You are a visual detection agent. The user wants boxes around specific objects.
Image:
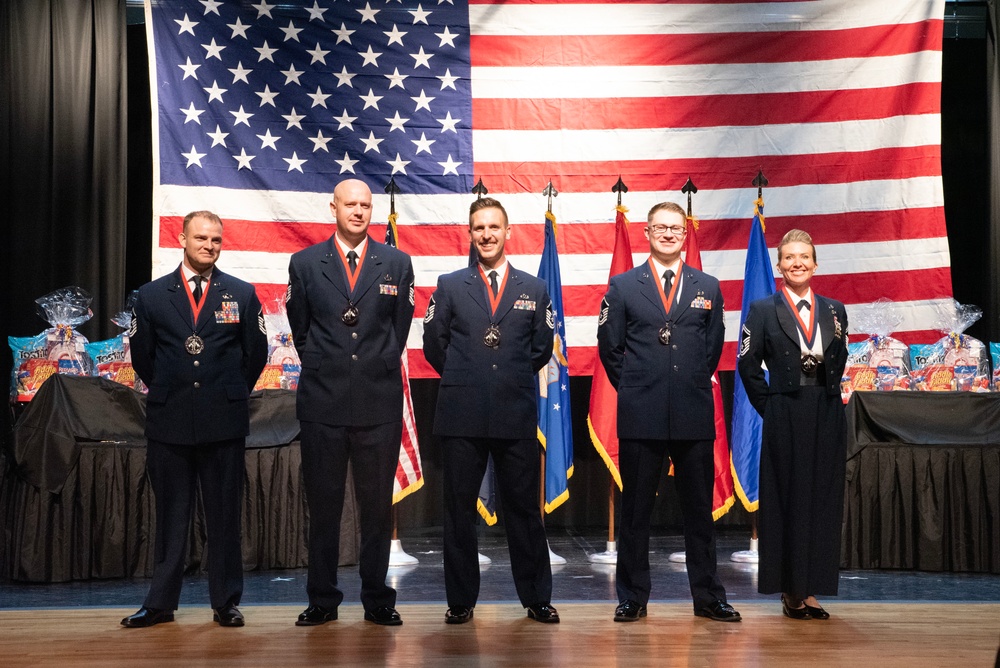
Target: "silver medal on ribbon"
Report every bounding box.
[185,334,204,355]
[483,324,501,349]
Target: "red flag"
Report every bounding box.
[587,206,633,489]
[684,216,735,520]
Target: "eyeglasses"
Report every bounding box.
[647,224,686,237]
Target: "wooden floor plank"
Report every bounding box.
[1,603,997,667]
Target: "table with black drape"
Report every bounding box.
[0,374,359,582]
[842,391,1000,573]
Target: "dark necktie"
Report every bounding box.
[663,269,674,293]
[797,299,810,313]
[488,270,499,297]
[192,275,203,303]
[347,250,358,275]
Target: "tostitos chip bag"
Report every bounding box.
[84,291,147,393]
[840,299,911,403]
[9,287,94,402]
[909,300,990,392]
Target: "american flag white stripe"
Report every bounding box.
[148,0,951,378]
[466,1,937,35]
[154,176,944,231]
[472,55,942,99]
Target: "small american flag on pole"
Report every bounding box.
[384,198,423,503]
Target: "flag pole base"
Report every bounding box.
[667,551,686,563]
[388,539,419,567]
[548,542,567,565]
[478,552,492,566]
[587,541,618,564]
[730,537,759,563]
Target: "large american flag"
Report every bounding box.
[146,0,951,377]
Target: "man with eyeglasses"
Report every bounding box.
[597,201,740,624]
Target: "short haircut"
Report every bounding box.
[469,197,509,227]
[776,229,817,263]
[182,210,223,232]
[646,201,686,224]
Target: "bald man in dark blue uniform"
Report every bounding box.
[122,210,267,628]
[287,178,415,627]
[423,197,559,625]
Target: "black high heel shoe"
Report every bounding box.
[803,600,830,620]
[781,595,810,620]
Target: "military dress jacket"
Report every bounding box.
[287,235,415,427]
[130,267,268,445]
[422,264,553,440]
[597,262,725,441]
[737,291,849,416]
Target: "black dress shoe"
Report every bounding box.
[803,602,830,620]
[444,606,474,624]
[121,607,175,628]
[694,599,742,622]
[614,600,647,622]
[213,604,245,627]
[364,606,403,626]
[781,595,811,620]
[296,605,338,626]
[525,603,560,624]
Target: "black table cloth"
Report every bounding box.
[1,375,359,582]
[842,391,1000,572]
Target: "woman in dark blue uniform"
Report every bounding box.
[737,229,849,620]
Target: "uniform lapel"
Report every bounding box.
[670,267,694,321]
[350,238,384,301]
[465,267,491,316]
[492,266,521,323]
[638,266,668,320]
[774,291,800,345]
[168,268,195,330]
[320,237,350,300]
[195,269,226,333]
[816,295,838,353]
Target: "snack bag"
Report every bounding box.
[97,291,147,392]
[8,333,51,402]
[840,299,911,403]
[254,295,301,391]
[909,301,990,392]
[9,287,95,402]
[991,343,1000,391]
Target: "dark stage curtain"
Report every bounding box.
[0,0,128,440]
[989,4,1000,346]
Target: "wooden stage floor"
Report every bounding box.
[1,602,998,667]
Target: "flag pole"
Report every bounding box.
[731,169,769,565]
[540,180,566,566]
[472,177,494,566]
[668,177,700,565]
[588,176,630,565]
[383,177,419,568]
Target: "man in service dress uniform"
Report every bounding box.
[122,210,268,628]
[597,201,741,623]
[287,178,415,626]
[422,197,560,625]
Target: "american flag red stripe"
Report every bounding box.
[470,22,940,68]
[149,0,952,380]
[474,84,942,131]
